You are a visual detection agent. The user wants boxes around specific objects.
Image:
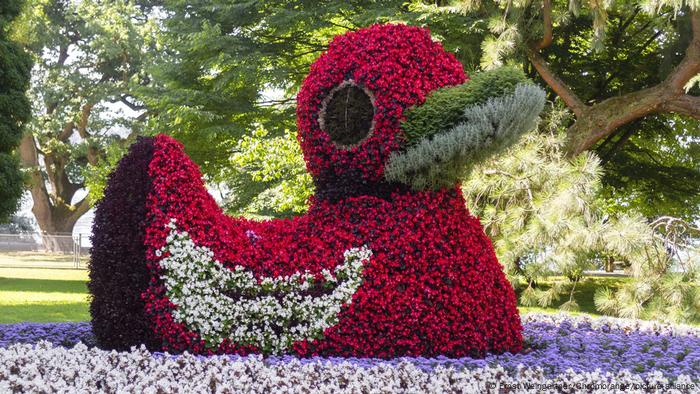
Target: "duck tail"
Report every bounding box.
[88,136,161,351]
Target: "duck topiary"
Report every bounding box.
[89,23,545,357]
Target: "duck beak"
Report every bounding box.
[384,67,546,190]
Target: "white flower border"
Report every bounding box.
[1,341,697,393]
[157,219,372,353]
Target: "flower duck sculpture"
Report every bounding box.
[89,24,545,358]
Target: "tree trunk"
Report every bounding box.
[605,256,615,273]
[18,133,90,251]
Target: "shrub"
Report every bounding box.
[385,83,545,189]
[0,4,32,222]
[595,217,700,324]
[400,66,528,143]
[462,105,666,313]
[88,136,160,351]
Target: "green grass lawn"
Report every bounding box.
[0,266,90,323]
[1,259,631,324]
[516,277,629,318]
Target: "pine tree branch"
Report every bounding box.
[532,0,553,50]
[527,0,587,118]
[527,51,588,118]
[565,9,700,155]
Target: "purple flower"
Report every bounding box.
[1,314,698,383]
[0,322,95,348]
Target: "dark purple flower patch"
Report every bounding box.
[89,136,160,351]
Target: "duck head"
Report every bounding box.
[296,24,545,201]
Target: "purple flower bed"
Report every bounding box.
[1,314,698,383]
[0,322,95,348]
[258,315,700,381]
[498,318,699,379]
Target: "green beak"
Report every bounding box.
[384,66,546,190]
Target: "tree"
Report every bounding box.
[0,0,31,223]
[12,0,156,235]
[461,0,700,155]
[525,1,700,221]
[595,216,700,323]
[462,104,662,311]
[420,0,700,219]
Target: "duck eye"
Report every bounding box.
[319,81,375,148]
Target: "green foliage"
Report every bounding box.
[401,66,528,143]
[462,103,665,311]
[0,0,31,222]
[0,42,31,150]
[0,154,25,221]
[599,116,700,222]
[224,128,312,218]
[594,218,700,324]
[82,140,133,204]
[386,82,545,189]
[0,215,34,233]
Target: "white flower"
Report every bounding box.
[156,222,371,353]
[0,341,694,394]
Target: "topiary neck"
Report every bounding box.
[313,169,411,203]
